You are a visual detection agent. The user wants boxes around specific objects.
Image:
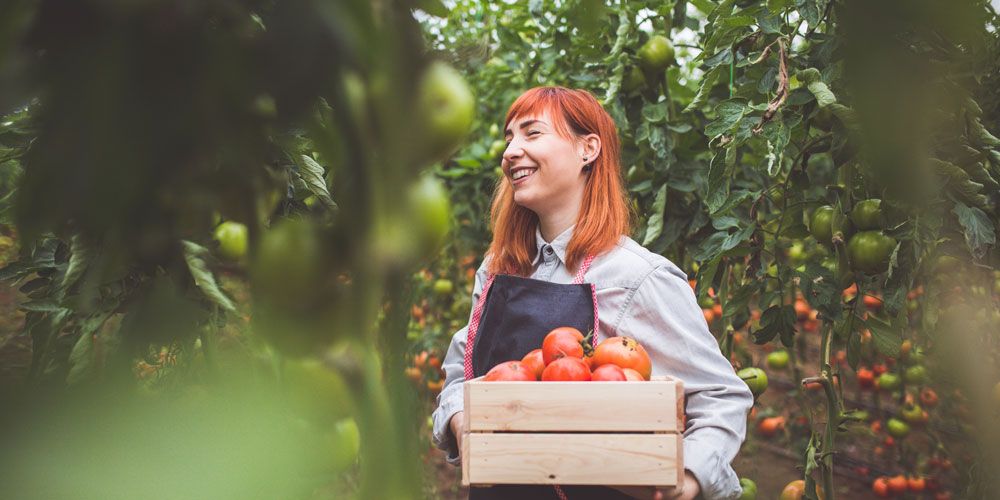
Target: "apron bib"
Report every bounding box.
[463,256,632,500]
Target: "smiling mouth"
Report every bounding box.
[511,168,537,181]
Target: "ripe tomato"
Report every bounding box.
[920,387,939,407]
[872,477,891,498]
[483,361,535,382]
[520,349,545,380]
[863,294,883,309]
[856,368,875,389]
[541,357,591,381]
[757,416,785,438]
[591,364,627,381]
[887,475,908,494]
[778,479,822,500]
[908,476,926,492]
[541,327,587,366]
[591,336,652,380]
[794,298,811,320]
[622,368,645,381]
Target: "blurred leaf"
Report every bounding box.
[642,185,668,246]
[952,201,996,259]
[181,241,236,312]
[297,155,338,211]
[864,314,901,359]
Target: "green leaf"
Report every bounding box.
[797,0,821,26]
[641,102,669,124]
[705,99,748,137]
[298,155,338,211]
[642,185,668,246]
[706,152,731,212]
[751,304,796,346]
[181,241,236,312]
[683,66,724,113]
[66,310,115,385]
[865,314,901,359]
[415,0,449,17]
[806,80,837,108]
[720,15,756,27]
[952,201,996,259]
[59,234,92,294]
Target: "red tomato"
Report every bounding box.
[872,477,891,498]
[757,416,785,437]
[591,336,652,380]
[887,475,908,494]
[920,387,939,407]
[541,357,592,381]
[857,368,875,389]
[541,327,586,366]
[908,476,926,492]
[520,349,545,380]
[622,368,645,381]
[483,361,535,382]
[592,364,627,381]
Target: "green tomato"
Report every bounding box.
[252,218,321,308]
[904,365,928,385]
[326,418,361,472]
[738,478,758,500]
[850,199,883,230]
[766,350,790,370]
[408,174,452,258]
[738,367,768,398]
[622,65,647,93]
[886,417,910,438]
[213,221,248,261]
[847,231,897,274]
[488,139,506,158]
[433,279,454,296]
[637,35,675,75]
[283,357,354,423]
[787,241,806,265]
[877,372,901,392]
[417,61,475,161]
[900,404,925,424]
[809,206,834,246]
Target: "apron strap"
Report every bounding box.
[464,274,496,380]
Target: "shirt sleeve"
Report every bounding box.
[615,264,753,500]
[430,259,489,466]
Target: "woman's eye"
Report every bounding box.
[527,131,540,137]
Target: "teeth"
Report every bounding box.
[513,169,536,180]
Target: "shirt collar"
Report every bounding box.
[533,224,575,266]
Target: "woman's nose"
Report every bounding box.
[502,143,523,163]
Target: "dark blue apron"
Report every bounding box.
[464,263,633,500]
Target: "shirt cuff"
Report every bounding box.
[683,437,743,500]
[431,384,464,466]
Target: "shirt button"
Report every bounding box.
[544,247,553,255]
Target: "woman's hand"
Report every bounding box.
[449,411,464,458]
[612,471,701,500]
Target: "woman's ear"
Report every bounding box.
[579,133,602,166]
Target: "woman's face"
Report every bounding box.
[501,110,592,215]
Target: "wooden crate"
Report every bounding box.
[461,375,684,487]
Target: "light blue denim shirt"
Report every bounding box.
[431,225,753,500]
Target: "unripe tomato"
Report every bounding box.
[886,417,910,438]
[738,477,757,500]
[848,231,897,274]
[283,357,354,423]
[877,372,901,392]
[408,174,452,258]
[850,199,883,230]
[766,350,790,370]
[417,61,475,161]
[541,357,591,381]
[904,365,927,385]
[809,206,834,245]
[738,367,768,397]
[637,35,675,75]
[432,279,454,296]
[213,221,248,261]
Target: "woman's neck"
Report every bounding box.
[538,210,578,243]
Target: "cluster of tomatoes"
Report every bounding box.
[483,326,653,382]
[870,474,940,498]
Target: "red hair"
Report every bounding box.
[486,87,632,277]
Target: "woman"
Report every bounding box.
[431,87,753,500]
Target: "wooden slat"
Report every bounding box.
[463,433,681,486]
[465,376,683,432]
